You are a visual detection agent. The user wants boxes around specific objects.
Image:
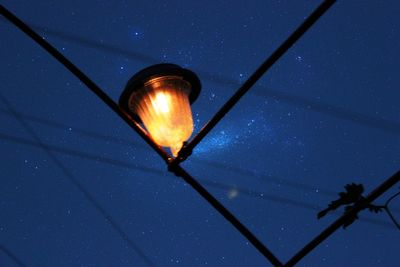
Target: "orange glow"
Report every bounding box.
[130,76,194,156]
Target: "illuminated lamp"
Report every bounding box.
[119,64,201,157]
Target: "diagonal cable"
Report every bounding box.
[0,245,26,267]
[175,0,337,162]
[0,93,156,267]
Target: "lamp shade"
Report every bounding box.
[119,64,201,157]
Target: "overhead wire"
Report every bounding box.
[0,92,156,267]
[14,107,394,232]
[2,108,398,211]
[2,15,399,136]
[0,245,26,267]
[0,107,337,197]
[0,131,396,230]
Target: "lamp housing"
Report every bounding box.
[119,64,201,157]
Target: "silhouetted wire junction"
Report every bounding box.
[1,1,399,266]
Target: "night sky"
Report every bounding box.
[1,1,400,266]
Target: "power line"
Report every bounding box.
[4,108,397,219]
[0,93,156,267]
[0,107,337,197]
[2,108,397,212]
[3,10,399,136]
[0,108,136,146]
[0,245,26,267]
[199,180,397,229]
[0,131,161,176]
[0,131,396,230]
[194,159,337,197]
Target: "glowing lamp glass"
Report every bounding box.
[129,76,194,156]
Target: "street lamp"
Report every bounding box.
[119,64,201,157]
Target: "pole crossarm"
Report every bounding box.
[173,0,337,164]
[284,170,400,267]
